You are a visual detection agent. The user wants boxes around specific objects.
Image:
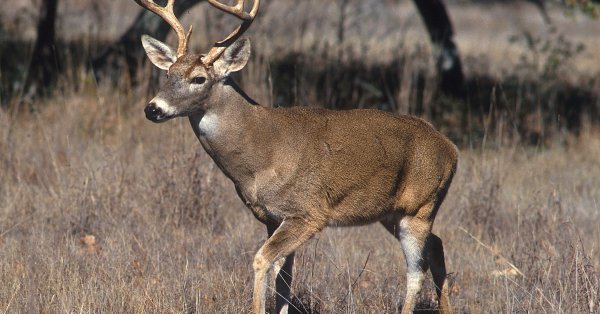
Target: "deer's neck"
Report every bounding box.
[188,79,273,184]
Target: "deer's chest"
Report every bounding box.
[192,112,219,137]
[235,169,301,222]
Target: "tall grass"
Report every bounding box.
[1,1,599,313]
[0,78,598,313]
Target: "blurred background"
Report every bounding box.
[2,0,599,144]
[0,1,598,313]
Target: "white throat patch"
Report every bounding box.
[198,112,219,136]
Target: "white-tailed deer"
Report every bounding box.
[135,0,458,313]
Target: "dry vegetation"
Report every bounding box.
[1,85,598,313]
[1,0,599,313]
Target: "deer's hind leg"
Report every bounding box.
[380,210,452,314]
[426,233,451,314]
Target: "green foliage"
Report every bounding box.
[558,0,600,18]
[0,40,31,106]
[510,27,585,80]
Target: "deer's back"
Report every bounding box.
[249,106,458,224]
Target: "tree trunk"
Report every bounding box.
[412,0,465,98]
[25,0,59,97]
[91,0,203,86]
[94,0,466,98]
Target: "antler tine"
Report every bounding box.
[206,0,249,20]
[201,0,260,66]
[135,0,192,58]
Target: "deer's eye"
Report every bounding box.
[191,76,206,85]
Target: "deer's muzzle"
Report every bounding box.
[144,102,164,122]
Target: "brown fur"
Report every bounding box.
[142,38,457,314]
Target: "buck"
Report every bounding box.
[135,0,458,313]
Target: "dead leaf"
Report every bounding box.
[79,234,101,255]
[491,268,519,278]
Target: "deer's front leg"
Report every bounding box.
[266,223,296,314]
[253,217,323,314]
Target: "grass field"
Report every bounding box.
[1,0,599,313]
[1,87,598,313]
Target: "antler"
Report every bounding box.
[201,0,260,65]
[134,0,193,58]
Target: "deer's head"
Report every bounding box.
[136,0,259,122]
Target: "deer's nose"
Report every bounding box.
[144,103,163,121]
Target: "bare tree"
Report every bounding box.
[92,0,202,85]
[412,0,465,98]
[25,0,59,97]
[93,0,467,97]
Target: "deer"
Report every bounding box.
[134,0,458,313]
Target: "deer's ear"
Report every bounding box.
[213,39,251,77]
[141,35,177,71]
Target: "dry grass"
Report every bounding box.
[1,1,599,313]
[0,83,598,313]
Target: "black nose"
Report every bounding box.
[144,103,163,121]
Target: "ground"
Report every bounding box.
[0,0,599,313]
